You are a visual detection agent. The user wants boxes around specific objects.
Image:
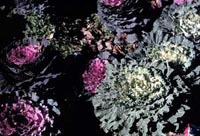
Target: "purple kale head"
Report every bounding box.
[101,0,127,6]
[6,44,42,67]
[0,98,50,136]
[82,58,107,93]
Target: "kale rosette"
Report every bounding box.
[143,30,196,71]
[92,59,190,135]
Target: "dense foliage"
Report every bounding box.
[97,0,172,43]
[91,1,200,135]
[1,0,200,136]
[92,59,190,135]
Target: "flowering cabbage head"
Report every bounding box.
[0,98,50,136]
[101,0,127,6]
[7,44,42,67]
[180,12,200,41]
[92,59,190,135]
[0,38,56,82]
[144,30,196,71]
[82,58,107,93]
[152,3,200,45]
[118,66,165,106]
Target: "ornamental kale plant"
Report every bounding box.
[0,96,50,136]
[0,37,61,97]
[152,1,200,45]
[92,59,190,135]
[82,58,107,93]
[4,38,44,66]
[0,37,55,82]
[7,43,41,67]
[97,0,172,43]
[143,29,196,71]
